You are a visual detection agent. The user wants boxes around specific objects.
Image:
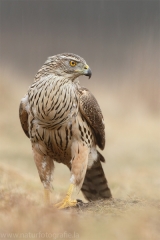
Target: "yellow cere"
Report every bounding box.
[84,64,89,69]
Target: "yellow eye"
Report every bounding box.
[70,60,77,67]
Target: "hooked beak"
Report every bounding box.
[83,64,92,79]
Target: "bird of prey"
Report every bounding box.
[19,53,112,208]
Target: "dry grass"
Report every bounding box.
[0,70,160,240]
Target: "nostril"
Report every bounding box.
[84,65,89,69]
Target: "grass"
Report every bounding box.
[0,71,160,240]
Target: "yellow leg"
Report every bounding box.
[54,184,77,209]
[44,188,50,205]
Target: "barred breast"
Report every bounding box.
[28,74,79,129]
[27,74,94,165]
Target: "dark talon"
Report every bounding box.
[76,199,84,206]
[77,199,83,203]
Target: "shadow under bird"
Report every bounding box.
[19,53,112,208]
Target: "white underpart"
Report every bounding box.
[40,74,54,82]
[42,181,47,188]
[32,118,39,126]
[22,94,30,112]
[32,107,37,116]
[42,161,47,170]
[70,174,75,184]
[88,147,98,169]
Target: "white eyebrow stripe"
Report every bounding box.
[61,56,80,62]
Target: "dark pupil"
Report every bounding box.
[72,62,74,65]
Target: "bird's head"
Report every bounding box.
[43,53,92,81]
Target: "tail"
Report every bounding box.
[81,151,112,201]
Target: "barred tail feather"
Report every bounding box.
[81,152,112,201]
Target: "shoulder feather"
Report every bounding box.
[78,87,105,150]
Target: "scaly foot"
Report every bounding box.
[54,183,78,209]
[55,198,77,209]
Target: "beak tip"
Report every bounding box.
[84,68,92,79]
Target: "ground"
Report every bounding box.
[0,71,160,240]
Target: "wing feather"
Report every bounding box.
[19,95,29,138]
[78,87,105,150]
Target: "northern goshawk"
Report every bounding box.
[19,53,112,208]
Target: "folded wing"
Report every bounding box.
[19,96,29,138]
[78,87,105,150]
